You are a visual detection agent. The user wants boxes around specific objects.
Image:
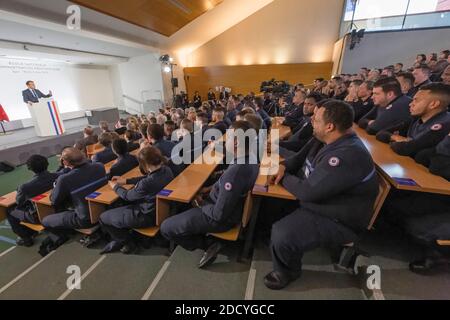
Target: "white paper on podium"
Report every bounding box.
[27,98,65,137]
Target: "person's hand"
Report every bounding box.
[390,135,408,142]
[269,164,286,185]
[108,180,117,189]
[111,176,126,185]
[191,194,204,207]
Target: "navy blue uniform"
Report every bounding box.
[358,95,412,135]
[377,111,450,157]
[212,121,228,135]
[7,171,59,239]
[270,133,378,277]
[225,109,237,127]
[351,97,374,122]
[99,166,173,243]
[279,117,313,158]
[408,79,432,98]
[415,134,450,181]
[257,108,272,129]
[153,138,176,158]
[161,156,259,251]
[92,146,117,164]
[42,161,106,242]
[282,104,304,130]
[108,153,139,179]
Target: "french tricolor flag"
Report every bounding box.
[46,101,64,135]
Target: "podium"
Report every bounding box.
[27,98,65,137]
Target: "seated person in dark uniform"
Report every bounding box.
[210,107,228,135]
[161,121,260,268]
[396,72,415,98]
[99,147,174,254]
[108,138,139,179]
[6,155,60,247]
[352,80,374,122]
[358,77,412,135]
[74,126,98,155]
[264,100,379,290]
[409,64,432,98]
[41,148,106,252]
[415,133,450,179]
[164,120,176,141]
[254,97,272,129]
[207,88,216,101]
[124,130,140,152]
[282,89,305,131]
[279,92,324,158]
[376,83,450,158]
[92,132,118,164]
[147,124,176,158]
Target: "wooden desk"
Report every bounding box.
[252,155,296,200]
[0,191,17,221]
[87,144,104,158]
[32,190,54,221]
[353,125,450,195]
[87,167,142,223]
[155,151,223,226]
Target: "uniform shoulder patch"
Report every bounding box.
[224,182,233,191]
[386,104,393,110]
[328,157,340,167]
[431,123,442,131]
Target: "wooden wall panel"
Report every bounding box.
[184,62,333,99]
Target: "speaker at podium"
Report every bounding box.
[27,98,65,137]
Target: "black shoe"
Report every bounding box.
[16,237,34,247]
[120,241,138,255]
[198,241,223,269]
[264,271,300,290]
[100,241,123,254]
[335,246,368,274]
[82,232,103,248]
[409,257,435,274]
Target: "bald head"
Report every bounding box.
[61,147,86,167]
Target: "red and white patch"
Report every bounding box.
[328,157,340,167]
[224,182,233,191]
[431,124,442,131]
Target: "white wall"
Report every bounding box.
[114,54,165,113]
[0,58,115,121]
[187,0,345,67]
[340,27,450,74]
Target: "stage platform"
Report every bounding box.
[0,117,98,167]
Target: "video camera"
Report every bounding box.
[260,79,291,94]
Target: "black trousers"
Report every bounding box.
[41,211,92,242]
[160,207,233,251]
[270,208,358,277]
[99,205,154,243]
[7,208,39,239]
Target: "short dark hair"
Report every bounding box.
[164,120,176,128]
[373,77,402,96]
[318,99,354,132]
[441,50,450,59]
[396,62,403,68]
[414,63,431,75]
[306,91,326,103]
[26,154,49,173]
[419,82,450,108]
[315,77,324,82]
[417,54,426,61]
[254,96,264,108]
[196,112,209,124]
[362,80,374,91]
[26,81,34,86]
[98,132,113,147]
[112,138,128,156]
[351,79,363,86]
[138,146,167,167]
[396,72,415,86]
[147,123,165,141]
[230,120,254,154]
